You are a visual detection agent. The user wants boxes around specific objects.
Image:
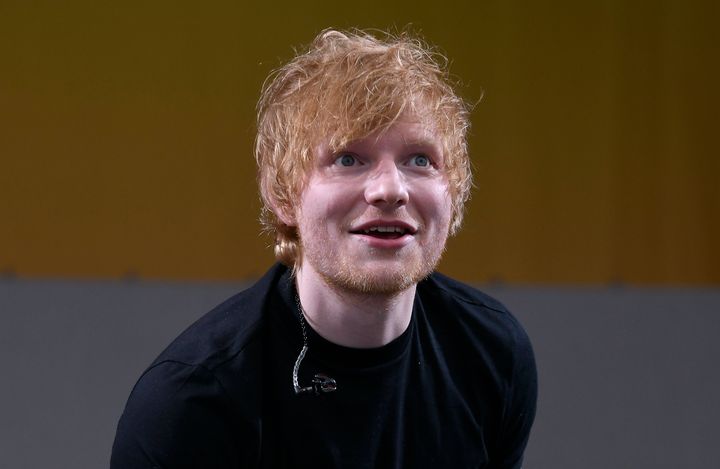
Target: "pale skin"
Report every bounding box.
[280,116,453,348]
[296,265,416,348]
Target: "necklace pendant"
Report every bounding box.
[312,374,338,394]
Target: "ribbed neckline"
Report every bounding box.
[276,269,414,371]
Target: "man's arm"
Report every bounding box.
[493,325,538,469]
[111,361,245,469]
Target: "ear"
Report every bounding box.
[275,206,297,227]
[267,196,298,227]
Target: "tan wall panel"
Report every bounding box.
[2,1,718,284]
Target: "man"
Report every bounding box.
[111,29,537,468]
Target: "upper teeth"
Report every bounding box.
[363,226,406,234]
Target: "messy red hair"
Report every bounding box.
[255,29,472,266]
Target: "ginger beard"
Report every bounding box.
[297,215,451,295]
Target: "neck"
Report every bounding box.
[295,263,416,348]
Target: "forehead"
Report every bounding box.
[317,113,442,155]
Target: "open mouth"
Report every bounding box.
[350,226,410,240]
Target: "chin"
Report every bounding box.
[329,270,415,295]
[322,255,438,295]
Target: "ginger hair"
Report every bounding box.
[255,28,472,266]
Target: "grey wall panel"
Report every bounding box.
[0,279,244,469]
[1,280,718,468]
[492,287,720,469]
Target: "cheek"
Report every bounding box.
[416,183,453,225]
[298,184,354,227]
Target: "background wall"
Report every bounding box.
[2,0,718,284]
[2,1,719,468]
[2,280,719,468]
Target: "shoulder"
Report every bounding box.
[110,265,289,468]
[418,271,529,345]
[151,263,287,370]
[417,272,535,379]
[417,272,538,461]
[111,359,259,468]
[421,271,509,312]
[135,263,290,412]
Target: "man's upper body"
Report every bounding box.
[111,263,536,468]
[111,29,537,468]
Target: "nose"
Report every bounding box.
[364,160,409,208]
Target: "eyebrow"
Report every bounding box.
[397,126,440,145]
[399,136,443,156]
[401,138,440,149]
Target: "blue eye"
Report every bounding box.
[410,154,430,167]
[335,153,358,167]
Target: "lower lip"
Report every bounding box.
[352,233,414,249]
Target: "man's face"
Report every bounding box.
[294,117,453,294]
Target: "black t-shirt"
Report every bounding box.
[111,264,537,468]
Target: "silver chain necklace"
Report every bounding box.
[293,295,338,395]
